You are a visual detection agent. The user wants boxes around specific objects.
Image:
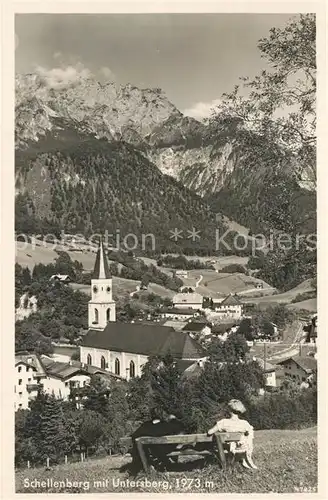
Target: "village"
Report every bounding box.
[15,239,317,412]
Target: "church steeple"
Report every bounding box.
[88,237,116,329]
[92,237,111,279]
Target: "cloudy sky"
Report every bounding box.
[15,13,295,118]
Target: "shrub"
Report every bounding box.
[220,264,247,274]
[247,388,317,430]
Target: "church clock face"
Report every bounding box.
[106,286,111,293]
[93,285,98,293]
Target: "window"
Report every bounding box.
[94,308,99,324]
[101,356,106,369]
[28,378,31,382]
[87,354,92,365]
[18,404,22,408]
[18,366,22,373]
[114,358,120,376]
[18,379,22,385]
[130,360,135,378]
[26,367,30,372]
[106,308,111,322]
[19,392,22,396]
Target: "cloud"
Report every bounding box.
[34,59,116,89]
[100,66,114,80]
[183,98,223,120]
[35,62,93,89]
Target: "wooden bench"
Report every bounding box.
[121,432,244,473]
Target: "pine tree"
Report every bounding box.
[83,375,111,416]
[39,395,69,463]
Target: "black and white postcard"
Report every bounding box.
[1,2,325,497]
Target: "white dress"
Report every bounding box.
[207,416,254,455]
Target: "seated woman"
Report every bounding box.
[207,399,257,469]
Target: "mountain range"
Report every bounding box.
[15,73,316,253]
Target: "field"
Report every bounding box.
[71,279,175,301]
[15,240,315,310]
[16,240,98,271]
[16,427,317,494]
[180,269,274,299]
[243,279,316,306]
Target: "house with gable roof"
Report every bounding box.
[213,293,242,320]
[276,356,317,385]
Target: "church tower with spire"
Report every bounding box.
[88,238,116,329]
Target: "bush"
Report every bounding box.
[291,291,316,303]
[220,264,247,274]
[248,388,317,430]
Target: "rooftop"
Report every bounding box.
[82,323,206,359]
[182,321,209,332]
[219,294,242,306]
[15,352,47,375]
[253,358,276,373]
[277,356,317,373]
[92,237,111,279]
[211,322,237,334]
[40,356,121,380]
[173,292,203,304]
[161,307,198,315]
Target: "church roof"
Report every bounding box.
[82,323,206,359]
[92,238,111,279]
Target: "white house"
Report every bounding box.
[253,358,277,387]
[14,351,119,411]
[160,307,200,321]
[213,294,242,320]
[174,270,188,278]
[50,274,73,284]
[172,292,203,310]
[277,356,317,385]
[15,353,46,411]
[182,321,212,339]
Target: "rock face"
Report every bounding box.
[15,74,177,149]
[15,73,315,238]
[15,73,234,196]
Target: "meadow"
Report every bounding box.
[16,427,317,494]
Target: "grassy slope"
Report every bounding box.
[182,269,274,298]
[71,280,175,301]
[16,427,317,494]
[243,279,315,305]
[16,241,98,271]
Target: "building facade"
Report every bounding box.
[213,294,242,320]
[277,356,317,385]
[80,240,206,380]
[172,292,203,310]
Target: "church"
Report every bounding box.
[80,240,206,379]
